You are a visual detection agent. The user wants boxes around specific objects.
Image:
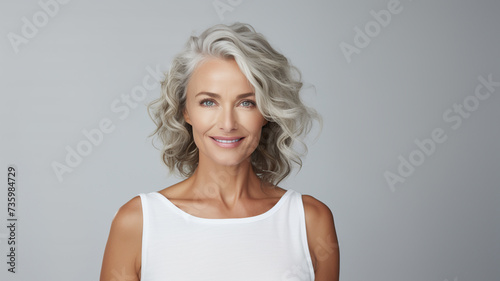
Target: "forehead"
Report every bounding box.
[186,57,254,96]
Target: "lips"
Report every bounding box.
[210,136,244,147]
[212,138,243,143]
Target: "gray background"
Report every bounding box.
[1,0,499,280]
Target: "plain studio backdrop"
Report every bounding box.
[1,0,499,280]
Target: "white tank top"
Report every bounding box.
[138,189,315,281]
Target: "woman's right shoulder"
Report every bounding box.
[111,195,143,231]
[100,195,144,281]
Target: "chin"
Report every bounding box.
[211,154,252,168]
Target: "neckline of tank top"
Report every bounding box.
[151,189,295,224]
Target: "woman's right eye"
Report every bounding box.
[201,100,215,107]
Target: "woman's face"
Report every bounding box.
[184,57,267,168]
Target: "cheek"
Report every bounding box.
[187,108,212,132]
[190,120,211,140]
[189,115,210,150]
[244,113,266,132]
[241,113,266,144]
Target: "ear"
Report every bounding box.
[183,108,192,125]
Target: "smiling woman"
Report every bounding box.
[183,58,267,168]
[100,23,339,281]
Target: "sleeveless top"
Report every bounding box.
[138,189,315,281]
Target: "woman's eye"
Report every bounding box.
[201,100,215,107]
[240,100,255,107]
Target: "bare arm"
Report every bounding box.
[100,196,143,281]
[303,195,340,281]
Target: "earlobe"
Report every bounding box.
[262,119,268,127]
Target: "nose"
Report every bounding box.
[218,107,237,132]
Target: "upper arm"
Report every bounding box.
[100,196,143,281]
[302,195,340,281]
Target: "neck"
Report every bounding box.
[187,157,262,206]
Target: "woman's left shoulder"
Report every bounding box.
[300,193,340,279]
[301,194,334,220]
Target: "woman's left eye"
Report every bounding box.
[240,100,255,107]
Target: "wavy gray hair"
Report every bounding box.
[147,22,321,185]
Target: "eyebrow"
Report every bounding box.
[195,92,255,99]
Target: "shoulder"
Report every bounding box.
[112,195,143,231]
[301,194,336,242]
[106,195,143,253]
[301,194,340,279]
[108,196,142,259]
[100,196,143,281]
[301,194,333,223]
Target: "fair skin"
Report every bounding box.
[100,57,339,281]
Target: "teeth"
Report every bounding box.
[214,138,241,143]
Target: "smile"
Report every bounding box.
[210,137,245,148]
[212,138,243,143]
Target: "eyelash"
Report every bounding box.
[199,99,256,108]
[240,100,256,107]
[200,99,216,107]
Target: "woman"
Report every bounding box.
[100,23,339,281]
